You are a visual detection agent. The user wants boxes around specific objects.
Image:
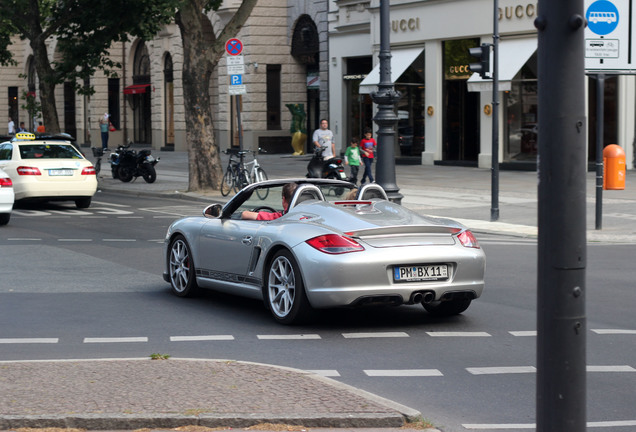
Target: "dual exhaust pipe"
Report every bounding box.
[411,291,435,304]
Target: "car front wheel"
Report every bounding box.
[265,250,313,325]
[423,298,472,317]
[168,235,198,297]
[75,197,92,209]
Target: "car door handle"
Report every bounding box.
[242,235,253,246]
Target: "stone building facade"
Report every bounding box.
[2,0,330,155]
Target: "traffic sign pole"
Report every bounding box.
[225,38,245,150]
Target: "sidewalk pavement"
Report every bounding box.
[4,149,634,432]
[0,358,430,431]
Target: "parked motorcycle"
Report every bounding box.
[109,141,159,183]
[306,146,347,180]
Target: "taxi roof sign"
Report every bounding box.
[14,132,36,140]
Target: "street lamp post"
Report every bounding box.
[372,0,403,204]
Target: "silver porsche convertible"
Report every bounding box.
[163,179,486,324]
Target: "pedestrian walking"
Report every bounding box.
[7,117,15,135]
[344,137,361,184]
[36,121,45,133]
[312,119,335,160]
[360,128,377,184]
[99,113,111,151]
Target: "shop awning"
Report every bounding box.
[467,38,536,92]
[124,84,151,95]
[359,47,425,94]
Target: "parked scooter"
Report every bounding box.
[109,141,159,183]
[306,146,347,180]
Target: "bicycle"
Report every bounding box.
[221,148,250,196]
[91,147,104,176]
[244,148,268,184]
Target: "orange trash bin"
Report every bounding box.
[603,144,626,190]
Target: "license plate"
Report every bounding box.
[394,264,448,282]
[49,169,74,176]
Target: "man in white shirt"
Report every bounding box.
[312,119,336,160]
[7,117,15,135]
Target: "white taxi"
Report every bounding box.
[0,133,97,208]
[0,167,14,225]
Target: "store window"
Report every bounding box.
[266,64,281,130]
[504,52,538,162]
[344,57,373,142]
[395,50,425,156]
[588,75,618,162]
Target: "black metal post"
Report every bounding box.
[491,0,500,221]
[372,0,403,204]
[595,74,605,230]
[236,95,243,151]
[535,0,587,430]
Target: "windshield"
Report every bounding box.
[19,144,83,159]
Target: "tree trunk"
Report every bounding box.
[176,0,257,192]
[30,37,60,134]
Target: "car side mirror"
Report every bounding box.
[203,203,223,218]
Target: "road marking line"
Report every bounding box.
[464,420,636,429]
[426,331,491,337]
[364,369,443,377]
[0,338,58,344]
[7,238,42,241]
[592,329,636,335]
[463,423,535,429]
[510,331,537,336]
[467,366,536,375]
[117,216,143,219]
[102,239,137,242]
[93,201,130,207]
[257,334,321,340]
[342,332,409,338]
[307,370,341,377]
[58,239,93,242]
[170,335,234,341]
[83,337,148,343]
[588,365,636,372]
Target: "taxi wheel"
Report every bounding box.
[75,197,92,209]
[0,213,9,226]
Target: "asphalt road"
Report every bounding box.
[1,192,635,432]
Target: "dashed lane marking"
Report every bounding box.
[342,332,409,338]
[592,329,636,335]
[467,366,536,375]
[307,370,341,377]
[83,337,148,343]
[509,331,537,336]
[170,335,234,341]
[0,338,59,344]
[257,334,321,340]
[364,369,444,377]
[464,420,636,429]
[426,331,491,337]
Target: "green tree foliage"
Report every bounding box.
[0,0,179,132]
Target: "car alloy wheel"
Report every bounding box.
[169,236,198,297]
[266,250,312,324]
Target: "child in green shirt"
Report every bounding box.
[344,137,361,185]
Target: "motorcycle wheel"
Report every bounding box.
[142,165,157,183]
[118,166,134,182]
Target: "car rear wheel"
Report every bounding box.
[75,197,91,209]
[265,250,313,325]
[168,235,198,297]
[423,299,472,317]
[0,213,10,226]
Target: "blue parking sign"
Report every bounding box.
[231,75,243,85]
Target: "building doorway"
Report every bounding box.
[442,39,480,164]
[131,42,152,145]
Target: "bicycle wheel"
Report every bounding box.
[254,167,270,200]
[253,166,268,183]
[221,168,233,196]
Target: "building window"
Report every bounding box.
[267,64,281,130]
[108,78,120,129]
[504,53,538,162]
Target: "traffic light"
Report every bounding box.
[468,44,491,79]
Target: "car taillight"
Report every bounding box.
[17,166,41,175]
[306,234,364,254]
[456,230,480,248]
[0,177,12,187]
[81,166,96,175]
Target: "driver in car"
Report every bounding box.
[241,182,298,221]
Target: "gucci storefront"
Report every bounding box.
[328,0,634,169]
